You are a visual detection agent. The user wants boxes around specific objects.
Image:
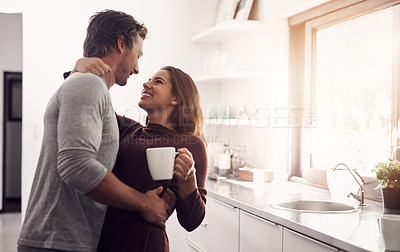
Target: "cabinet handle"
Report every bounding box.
[200,222,209,227]
[186,238,207,252]
[241,210,277,226]
[212,198,236,209]
[260,217,277,226]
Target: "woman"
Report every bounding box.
[70,59,208,251]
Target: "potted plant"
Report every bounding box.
[373,158,400,210]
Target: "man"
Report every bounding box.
[18,10,168,252]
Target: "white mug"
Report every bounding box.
[146,147,177,180]
[379,214,400,251]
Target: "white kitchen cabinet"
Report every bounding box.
[168,197,240,252]
[283,228,339,252]
[239,210,283,252]
[169,196,343,252]
[208,197,240,252]
[185,207,209,252]
[166,211,191,252]
[167,204,210,252]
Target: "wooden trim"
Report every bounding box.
[305,0,400,30]
[394,6,400,159]
[289,0,400,26]
[304,22,316,114]
[288,23,305,177]
[288,24,305,117]
[289,0,365,26]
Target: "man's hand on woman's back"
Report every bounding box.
[140,186,168,229]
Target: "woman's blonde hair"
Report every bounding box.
[162,66,206,144]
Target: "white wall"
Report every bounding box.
[0,12,22,211]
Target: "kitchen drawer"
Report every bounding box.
[283,228,339,252]
[167,212,190,252]
[240,210,283,252]
[208,197,240,252]
[186,206,209,252]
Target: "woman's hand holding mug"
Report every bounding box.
[175,148,196,182]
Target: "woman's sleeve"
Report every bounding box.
[63,71,71,79]
[116,115,141,138]
[175,137,208,232]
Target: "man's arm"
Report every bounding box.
[65,57,114,87]
[87,171,167,228]
[71,57,110,76]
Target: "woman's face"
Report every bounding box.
[138,70,177,112]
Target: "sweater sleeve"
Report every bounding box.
[56,74,111,194]
[174,137,208,232]
[116,115,141,138]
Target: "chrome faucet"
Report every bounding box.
[333,163,366,207]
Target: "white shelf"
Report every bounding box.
[191,20,266,43]
[195,20,266,129]
[205,119,257,127]
[195,70,262,84]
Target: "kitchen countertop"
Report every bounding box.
[205,178,385,252]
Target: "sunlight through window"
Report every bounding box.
[311,6,396,174]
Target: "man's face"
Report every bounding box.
[114,35,144,86]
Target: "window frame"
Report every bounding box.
[288,0,400,186]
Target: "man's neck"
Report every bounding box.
[100,55,118,89]
[104,70,115,89]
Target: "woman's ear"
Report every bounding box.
[172,97,179,105]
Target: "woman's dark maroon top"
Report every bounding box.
[97,115,208,252]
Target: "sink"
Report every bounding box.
[270,200,361,213]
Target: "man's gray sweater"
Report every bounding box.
[18,73,119,252]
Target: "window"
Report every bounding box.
[289,0,400,185]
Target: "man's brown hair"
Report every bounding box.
[83,9,148,57]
